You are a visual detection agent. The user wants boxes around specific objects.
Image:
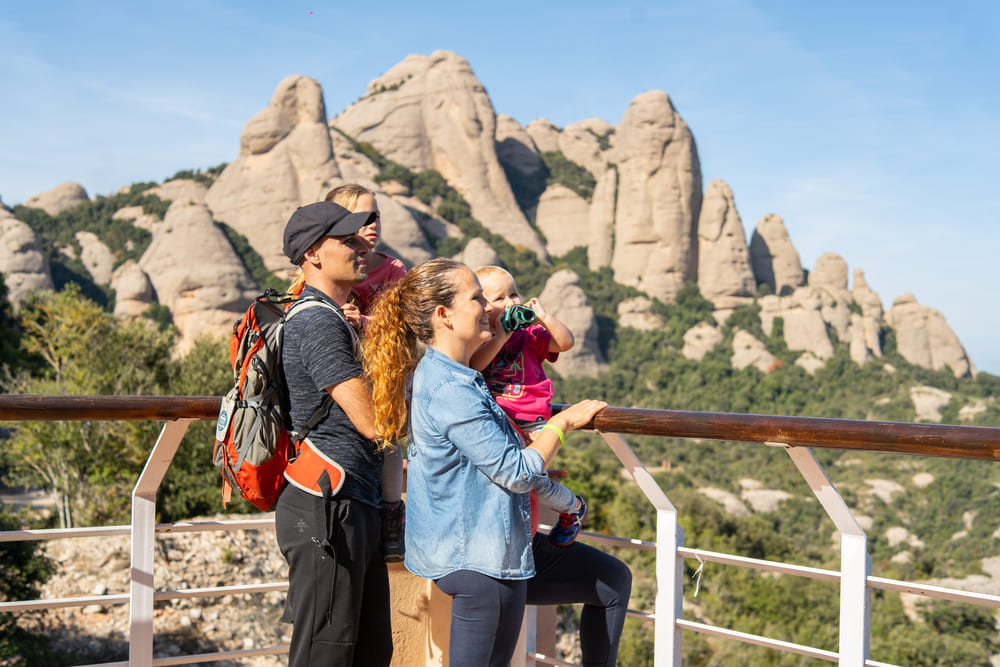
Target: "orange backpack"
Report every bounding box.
[212,290,339,511]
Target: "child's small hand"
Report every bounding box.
[525,297,547,320]
[342,302,362,330]
[489,309,512,340]
[527,297,574,352]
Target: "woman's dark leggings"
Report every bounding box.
[436,535,632,667]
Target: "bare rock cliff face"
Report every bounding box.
[808,253,852,343]
[731,329,777,373]
[75,231,115,286]
[520,113,617,266]
[538,270,607,378]
[750,214,805,296]
[205,75,341,274]
[110,260,155,319]
[558,118,616,178]
[146,179,207,206]
[696,180,756,305]
[682,322,723,361]
[139,202,259,353]
[525,119,561,153]
[760,288,835,361]
[25,182,89,215]
[333,51,547,260]
[618,296,664,332]
[611,90,701,302]
[0,209,54,306]
[534,184,590,257]
[495,114,544,178]
[886,294,972,378]
[457,237,501,268]
[852,269,883,358]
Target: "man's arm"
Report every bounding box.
[327,375,377,441]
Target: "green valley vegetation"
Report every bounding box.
[543,259,1000,664]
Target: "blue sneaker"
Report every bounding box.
[548,496,588,547]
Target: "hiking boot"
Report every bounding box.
[380,500,405,563]
[548,496,587,547]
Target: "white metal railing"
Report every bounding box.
[2,402,1000,666]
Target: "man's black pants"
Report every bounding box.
[275,485,392,667]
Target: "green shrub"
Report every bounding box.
[216,223,287,293]
[165,162,228,187]
[540,151,596,201]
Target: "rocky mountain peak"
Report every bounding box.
[206,75,339,273]
[611,89,702,302]
[886,294,972,377]
[2,51,977,382]
[0,209,54,306]
[240,75,327,155]
[333,50,547,260]
[750,213,805,296]
[697,179,756,305]
[25,182,89,216]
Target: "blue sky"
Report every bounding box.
[2,1,997,374]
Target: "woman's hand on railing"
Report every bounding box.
[551,399,607,433]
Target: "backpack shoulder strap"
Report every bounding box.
[284,296,360,359]
[282,296,358,441]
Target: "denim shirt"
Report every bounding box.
[404,347,553,580]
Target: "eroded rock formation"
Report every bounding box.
[75,231,115,286]
[538,270,607,377]
[333,51,546,260]
[138,202,259,353]
[750,214,804,296]
[110,260,155,319]
[696,180,755,305]
[0,209,54,306]
[611,90,701,302]
[886,294,972,378]
[205,75,341,274]
[25,182,89,216]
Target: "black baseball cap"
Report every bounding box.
[282,201,377,265]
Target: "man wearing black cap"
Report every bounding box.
[275,201,393,667]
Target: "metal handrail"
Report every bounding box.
[2,395,998,460]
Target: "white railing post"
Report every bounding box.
[599,432,683,666]
[783,445,870,666]
[655,502,685,666]
[511,604,536,667]
[129,419,195,667]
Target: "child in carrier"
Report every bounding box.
[471,265,587,545]
[288,183,407,562]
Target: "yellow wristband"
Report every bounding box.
[541,423,565,445]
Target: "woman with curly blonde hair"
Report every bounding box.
[361,258,631,667]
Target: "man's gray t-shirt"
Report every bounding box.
[282,285,382,507]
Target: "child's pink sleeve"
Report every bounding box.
[526,324,558,363]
